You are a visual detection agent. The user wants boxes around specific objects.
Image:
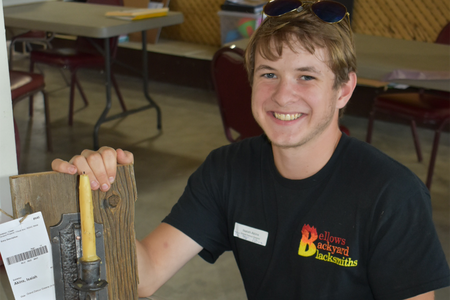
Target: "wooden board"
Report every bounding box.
[9,164,139,300]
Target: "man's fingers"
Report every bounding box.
[52,147,130,192]
[98,147,118,186]
[117,148,134,165]
[80,149,111,192]
[68,153,100,190]
[51,158,78,175]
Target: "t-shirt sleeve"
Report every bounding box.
[367,181,450,299]
[162,150,231,264]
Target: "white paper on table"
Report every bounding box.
[0,211,56,300]
[148,1,164,8]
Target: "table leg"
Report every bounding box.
[93,38,112,150]
[92,32,163,149]
[141,30,162,130]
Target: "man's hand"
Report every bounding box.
[51,146,134,192]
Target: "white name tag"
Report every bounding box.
[0,211,56,299]
[233,222,268,246]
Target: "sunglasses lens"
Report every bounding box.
[312,1,347,23]
[264,0,302,17]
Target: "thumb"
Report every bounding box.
[51,158,78,175]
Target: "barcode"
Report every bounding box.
[6,246,48,265]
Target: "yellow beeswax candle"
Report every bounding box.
[79,174,100,262]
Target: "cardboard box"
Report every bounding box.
[123,0,168,44]
[218,10,263,45]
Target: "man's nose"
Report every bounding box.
[271,78,297,107]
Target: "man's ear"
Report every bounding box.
[336,72,357,109]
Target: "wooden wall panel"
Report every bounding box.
[162,0,223,46]
[161,0,450,46]
[352,0,450,43]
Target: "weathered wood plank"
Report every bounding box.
[10,171,78,230]
[9,164,139,300]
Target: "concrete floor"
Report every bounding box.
[1,52,449,299]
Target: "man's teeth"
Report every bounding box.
[274,113,302,121]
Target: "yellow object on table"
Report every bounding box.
[79,174,100,262]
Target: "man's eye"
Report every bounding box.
[263,73,276,79]
[300,75,315,81]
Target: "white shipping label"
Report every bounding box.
[233,222,268,246]
[0,211,56,299]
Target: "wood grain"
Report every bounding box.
[9,164,139,300]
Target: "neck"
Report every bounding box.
[272,126,342,180]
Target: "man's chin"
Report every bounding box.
[267,135,310,150]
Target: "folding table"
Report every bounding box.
[4,1,184,149]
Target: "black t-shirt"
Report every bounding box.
[163,134,450,299]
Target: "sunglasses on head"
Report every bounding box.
[264,0,349,24]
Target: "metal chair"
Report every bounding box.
[29,0,126,126]
[435,22,450,45]
[366,23,450,189]
[10,70,52,164]
[211,46,264,143]
[9,30,54,70]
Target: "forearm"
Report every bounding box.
[135,223,203,297]
[136,239,159,297]
[406,291,434,300]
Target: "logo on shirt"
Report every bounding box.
[298,224,358,267]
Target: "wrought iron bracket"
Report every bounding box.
[50,213,108,300]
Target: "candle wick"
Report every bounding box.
[82,171,86,175]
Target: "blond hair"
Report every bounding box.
[244,5,356,90]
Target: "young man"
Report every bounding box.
[52,1,450,299]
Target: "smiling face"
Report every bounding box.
[251,41,348,150]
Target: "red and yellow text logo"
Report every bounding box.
[298,224,358,267]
